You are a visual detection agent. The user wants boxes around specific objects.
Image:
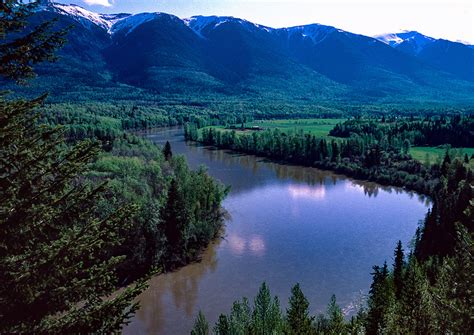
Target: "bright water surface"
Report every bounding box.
[124,127,430,334]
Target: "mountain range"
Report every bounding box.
[26,1,474,104]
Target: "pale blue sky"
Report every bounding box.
[56,0,474,43]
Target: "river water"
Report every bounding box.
[124,127,430,334]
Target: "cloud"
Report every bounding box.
[83,0,113,7]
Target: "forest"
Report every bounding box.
[1,1,473,334]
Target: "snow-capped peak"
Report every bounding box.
[283,24,340,44]
[184,15,271,38]
[47,3,128,31]
[374,31,435,53]
[109,12,163,35]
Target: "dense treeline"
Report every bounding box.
[191,283,364,335]
[329,115,474,147]
[191,125,440,195]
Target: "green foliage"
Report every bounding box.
[393,241,405,299]
[0,92,146,333]
[193,283,354,335]
[191,311,210,335]
[0,2,230,332]
[0,1,67,83]
[194,124,441,196]
[0,1,149,332]
[325,295,346,335]
[286,283,314,334]
[329,115,474,148]
[252,282,284,334]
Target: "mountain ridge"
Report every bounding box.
[24,2,474,104]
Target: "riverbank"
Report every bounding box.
[124,127,429,334]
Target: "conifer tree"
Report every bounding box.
[366,262,394,334]
[214,314,231,335]
[252,282,284,334]
[229,298,252,334]
[162,178,187,261]
[393,240,405,299]
[163,140,173,161]
[326,294,346,334]
[191,311,210,335]
[432,224,474,333]
[0,1,145,332]
[398,259,435,334]
[286,283,314,334]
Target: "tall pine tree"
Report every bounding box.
[286,283,314,334]
[0,1,145,332]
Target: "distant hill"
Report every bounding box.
[19,2,474,105]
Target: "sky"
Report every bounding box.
[57,0,474,43]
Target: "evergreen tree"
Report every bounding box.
[0,2,145,332]
[393,240,405,299]
[398,259,435,334]
[366,263,394,334]
[229,298,252,335]
[191,311,209,335]
[0,0,67,83]
[432,224,474,333]
[163,140,173,161]
[214,314,230,335]
[441,150,451,175]
[252,282,283,334]
[326,294,346,334]
[402,139,410,155]
[286,283,314,334]
[162,178,187,262]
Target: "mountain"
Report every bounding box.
[19,2,474,104]
[375,31,474,81]
[374,31,435,54]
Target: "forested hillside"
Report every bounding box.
[8,1,473,105]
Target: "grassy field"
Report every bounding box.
[203,119,345,139]
[247,119,345,137]
[410,146,474,165]
[202,120,473,166]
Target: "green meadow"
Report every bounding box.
[410,146,474,164]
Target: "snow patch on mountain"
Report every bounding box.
[374,31,435,53]
[109,13,162,35]
[284,24,339,44]
[184,15,272,38]
[374,33,404,46]
[49,3,119,30]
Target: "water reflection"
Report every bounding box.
[288,184,326,200]
[126,127,431,334]
[125,239,220,334]
[227,233,266,256]
[143,127,400,199]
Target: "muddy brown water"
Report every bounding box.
[124,127,430,334]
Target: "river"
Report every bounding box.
[124,127,430,334]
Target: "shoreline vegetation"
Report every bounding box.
[185,116,473,334]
